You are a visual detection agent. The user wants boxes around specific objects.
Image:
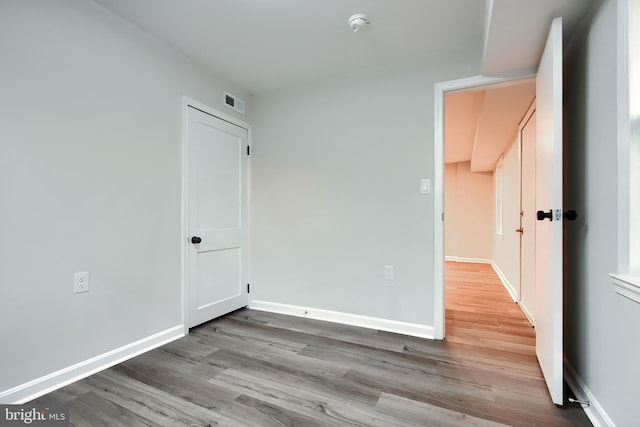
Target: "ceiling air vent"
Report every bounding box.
[224,91,245,115]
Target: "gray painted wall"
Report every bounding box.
[250,47,481,327]
[565,0,640,423]
[0,0,249,394]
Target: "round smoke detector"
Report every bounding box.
[348,14,370,32]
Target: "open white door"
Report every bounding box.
[187,105,249,328]
[535,17,564,405]
[520,108,537,326]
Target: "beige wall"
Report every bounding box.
[444,162,494,261]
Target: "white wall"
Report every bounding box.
[565,0,640,424]
[492,138,521,296]
[250,47,482,327]
[445,162,494,261]
[0,0,249,399]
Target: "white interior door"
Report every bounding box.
[187,106,249,328]
[535,17,564,405]
[520,110,536,325]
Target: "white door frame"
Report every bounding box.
[433,75,534,340]
[181,96,252,334]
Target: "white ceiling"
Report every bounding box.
[92,0,486,94]
[92,0,591,94]
[92,0,592,170]
[445,82,536,171]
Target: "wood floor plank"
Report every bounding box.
[342,368,520,425]
[299,344,496,404]
[209,368,407,427]
[111,361,239,412]
[375,392,509,427]
[227,309,406,352]
[33,261,591,426]
[158,333,221,363]
[435,358,551,399]
[203,348,380,406]
[219,394,328,427]
[80,370,243,426]
[67,391,153,427]
[192,317,308,354]
[193,326,349,379]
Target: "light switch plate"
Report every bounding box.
[420,179,431,194]
[384,265,394,281]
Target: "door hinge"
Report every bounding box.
[247,145,250,156]
[247,283,250,293]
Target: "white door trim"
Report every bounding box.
[433,75,534,340]
[181,97,252,334]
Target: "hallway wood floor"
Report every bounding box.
[34,262,591,426]
[445,261,535,353]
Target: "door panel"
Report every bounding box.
[196,248,241,308]
[195,126,241,230]
[188,106,249,328]
[535,17,564,405]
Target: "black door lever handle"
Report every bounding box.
[537,210,578,221]
[191,236,202,244]
[537,210,553,221]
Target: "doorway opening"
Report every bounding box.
[439,80,540,377]
[433,75,536,340]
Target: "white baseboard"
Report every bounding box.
[0,325,185,404]
[248,300,434,339]
[517,300,535,327]
[564,361,616,427]
[490,262,536,326]
[445,256,492,264]
[490,262,518,302]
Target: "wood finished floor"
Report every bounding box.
[34,262,591,426]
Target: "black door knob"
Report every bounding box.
[191,236,202,244]
[564,210,578,221]
[537,210,553,221]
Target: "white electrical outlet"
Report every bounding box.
[384,265,394,281]
[74,272,90,294]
